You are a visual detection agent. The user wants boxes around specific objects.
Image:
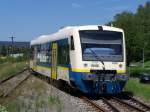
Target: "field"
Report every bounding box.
[125,60,150,102]
[0,61,28,81]
[125,78,150,102]
[0,76,63,112]
[0,60,63,112]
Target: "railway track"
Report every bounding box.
[0,69,30,98]
[107,97,150,112]
[80,95,150,112]
[100,98,120,112]
[0,67,28,84]
[34,74,105,112]
[34,73,150,112]
[80,96,107,112]
[126,96,150,112]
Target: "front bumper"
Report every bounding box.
[81,70,128,81]
[69,70,128,94]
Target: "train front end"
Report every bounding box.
[69,26,128,94]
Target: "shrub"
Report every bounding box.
[0,105,8,112]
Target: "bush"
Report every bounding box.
[0,105,8,112]
[0,56,29,64]
[0,58,5,64]
[0,61,27,81]
[129,67,150,77]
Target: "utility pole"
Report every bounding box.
[9,36,15,57]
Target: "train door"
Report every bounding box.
[33,46,37,71]
[51,43,58,79]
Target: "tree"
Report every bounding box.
[110,1,150,64]
[1,45,7,56]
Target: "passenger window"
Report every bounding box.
[57,39,69,65]
[71,36,75,50]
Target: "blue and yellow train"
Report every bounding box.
[30,25,128,94]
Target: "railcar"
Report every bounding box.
[30,25,128,94]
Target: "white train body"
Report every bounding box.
[30,25,128,94]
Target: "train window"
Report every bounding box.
[71,36,75,50]
[46,43,51,64]
[79,30,123,62]
[37,45,41,52]
[30,46,35,60]
[36,43,51,66]
[57,39,69,65]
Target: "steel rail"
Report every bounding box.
[2,74,30,97]
[127,96,150,111]
[101,97,120,112]
[81,96,107,112]
[112,97,146,112]
[0,68,28,85]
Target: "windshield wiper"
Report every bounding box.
[88,48,105,70]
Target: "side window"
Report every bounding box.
[37,45,41,65]
[36,43,51,66]
[46,43,51,64]
[30,46,34,60]
[71,36,75,50]
[57,39,69,65]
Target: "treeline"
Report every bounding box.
[110,2,150,65]
[0,45,29,56]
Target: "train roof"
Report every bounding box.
[31,25,123,45]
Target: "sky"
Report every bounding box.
[0,0,149,42]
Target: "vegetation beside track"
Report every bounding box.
[3,76,63,112]
[0,56,28,64]
[129,60,150,77]
[0,61,28,81]
[111,2,150,64]
[125,78,150,102]
[126,61,150,102]
[0,105,8,112]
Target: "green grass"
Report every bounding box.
[48,96,63,112]
[0,57,7,64]
[4,76,63,112]
[0,62,28,81]
[5,100,22,112]
[126,60,150,100]
[125,79,150,101]
[0,105,8,112]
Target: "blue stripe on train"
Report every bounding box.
[69,71,126,94]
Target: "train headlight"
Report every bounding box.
[119,64,123,68]
[84,63,88,67]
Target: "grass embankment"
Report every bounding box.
[0,62,28,81]
[3,76,63,112]
[125,78,150,101]
[125,60,150,102]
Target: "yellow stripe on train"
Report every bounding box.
[71,68,90,72]
[117,69,126,73]
[33,65,126,74]
[72,68,126,73]
[36,65,51,71]
[57,66,69,70]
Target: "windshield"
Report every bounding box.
[79,30,123,62]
